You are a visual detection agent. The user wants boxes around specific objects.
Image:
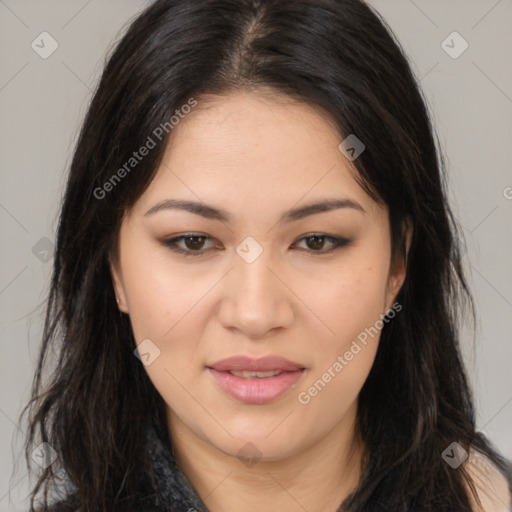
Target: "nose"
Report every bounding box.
[217,245,295,339]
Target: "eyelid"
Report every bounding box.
[161,232,351,257]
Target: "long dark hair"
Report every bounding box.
[20,0,511,510]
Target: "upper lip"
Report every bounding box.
[208,356,305,372]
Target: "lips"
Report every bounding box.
[206,355,306,404]
[208,355,304,373]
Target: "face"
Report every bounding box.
[111,90,409,462]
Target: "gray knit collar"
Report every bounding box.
[145,421,210,512]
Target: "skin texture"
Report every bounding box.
[466,451,511,512]
[111,91,411,511]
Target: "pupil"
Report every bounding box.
[187,236,204,250]
[308,235,324,250]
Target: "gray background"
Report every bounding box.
[1,1,511,510]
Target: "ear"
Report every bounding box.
[109,256,129,314]
[385,218,413,311]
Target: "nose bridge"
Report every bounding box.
[235,238,280,306]
[219,237,294,337]
[238,248,275,296]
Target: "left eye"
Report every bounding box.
[293,234,350,252]
[162,233,350,257]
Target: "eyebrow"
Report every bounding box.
[144,197,366,223]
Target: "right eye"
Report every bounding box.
[162,234,219,257]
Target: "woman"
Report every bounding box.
[20,0,511,511]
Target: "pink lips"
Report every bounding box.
[207,355,305,404]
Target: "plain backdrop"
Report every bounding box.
[1,1,511,510]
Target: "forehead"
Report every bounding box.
[166,90,344,166]
[133,91,382,220]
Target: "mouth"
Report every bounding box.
[206,355,306,404]
[207,368,306,404]
[226,370,286,379]
[207,354,304,372]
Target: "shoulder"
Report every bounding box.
[464,450,511,512]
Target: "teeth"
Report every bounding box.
[229,370,283,378]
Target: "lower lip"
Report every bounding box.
[208,368,305,404]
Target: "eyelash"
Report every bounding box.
[162,233,351,257]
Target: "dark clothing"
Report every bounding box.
[42,421,210,512]
[144,420,210,512]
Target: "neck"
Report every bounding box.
[167,403,364,512]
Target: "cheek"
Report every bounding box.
[296,262,389,416]
[121,244,205,340]
[120,251,208,409]
[119,244,226,395]
[310,257,390,354]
